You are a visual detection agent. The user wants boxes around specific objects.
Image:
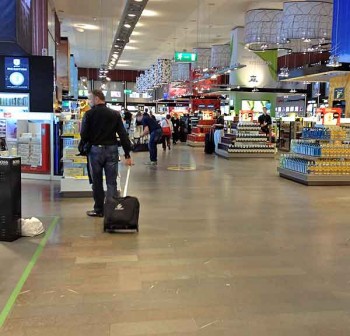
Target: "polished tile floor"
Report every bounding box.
[1,145,350,335]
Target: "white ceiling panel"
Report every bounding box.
[53,0,320,70]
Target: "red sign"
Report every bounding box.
[316,108,341,126]
[239,110,254,122]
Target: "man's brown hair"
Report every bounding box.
[91,89,105,101]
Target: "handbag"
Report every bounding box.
[162,120,171,136]
[78,139,91,156]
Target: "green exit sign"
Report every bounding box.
[174,52,198,63]
[124,89,133,95]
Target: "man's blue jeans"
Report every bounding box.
[88,145,119,214]
[148,129,162,162]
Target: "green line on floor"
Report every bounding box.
[0,216,60,328]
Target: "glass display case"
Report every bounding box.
[0,112,54,178]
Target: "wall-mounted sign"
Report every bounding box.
[5,57,30,90]
[124,89,132,95]
[130,92,140,99]
[142,93,151,99]
[111,91,122,98]
[174,52,198,63]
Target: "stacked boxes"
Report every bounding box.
[17,135,42,167]
[187,120,216,147]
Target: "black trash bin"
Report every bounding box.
[0,157,21,242]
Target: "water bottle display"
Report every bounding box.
[291,140,321,156]
[280,155,311,174]
[279,126,350,185]
[321,144,350,157]
[302,127,346,140]
[308,161,350,175]
[302,127,330,140]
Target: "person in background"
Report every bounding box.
[135,111,144,138]
[171,114,180,145]
[137,111,162,165]
[81,89,132,217]
[216,109,225,125]
[258,106,272,136]
[123,109,132,132]
[161,114,173,151]
[150,112,157,121]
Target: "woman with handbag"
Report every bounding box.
[161,114,173,151]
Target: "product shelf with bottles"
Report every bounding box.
[278,126,350,185]
[216,122,275,159]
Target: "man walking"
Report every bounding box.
[81,90,132,217]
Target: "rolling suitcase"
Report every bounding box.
[132,137,149,152]
[104,167,140,233]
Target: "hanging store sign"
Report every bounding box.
[5,57,29,90]
[174,52,198,63]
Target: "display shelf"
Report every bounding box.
[60,137,91,196]
[278,167,350,186]
[234,138,269,142]
[187,140,205,147]
[289,153,350,161]
[216,122,275,158]
[279,126,350,185]
[217,148,275,159]
[60,177,92,198]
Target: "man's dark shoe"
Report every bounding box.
[86,210,104,217]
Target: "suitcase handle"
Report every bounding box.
[123,166,131,197]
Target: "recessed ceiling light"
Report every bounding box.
[124,23,132,28]
[124,45,138,50]
[134,0,143,2]
[118,60,132,63]
[128,13,136,17]
[116,63,129,67]
[74,23,99,30]
[76,28,85,33]
[142,9,158,17]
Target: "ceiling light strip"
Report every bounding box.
[107,0,149,69]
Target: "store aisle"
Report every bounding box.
[2,145,350,335]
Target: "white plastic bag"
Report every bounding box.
[21,217,45,237]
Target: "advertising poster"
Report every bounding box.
[5,57,30,90]
[316,108,341,126]
[333,0,350,63]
